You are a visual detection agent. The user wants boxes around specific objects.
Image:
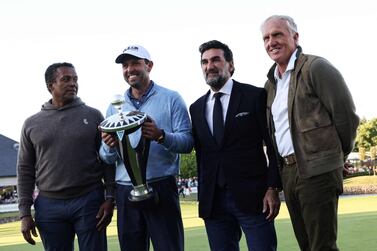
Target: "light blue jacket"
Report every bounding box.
[99,82,193,184]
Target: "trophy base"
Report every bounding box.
[128,189,159,208]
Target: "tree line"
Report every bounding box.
[355,117,377,161]
[179,117,377,178]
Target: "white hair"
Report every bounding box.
[261,15,298,34]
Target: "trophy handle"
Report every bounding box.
[134,116,151,181]
[117,136,142,186]
[135,136,151,183]
[117,132,151,188]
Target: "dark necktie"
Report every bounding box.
[213,92,224,146]
[213,92,226,187]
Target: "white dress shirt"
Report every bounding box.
[206,79,233,135]
[271,49,298,157]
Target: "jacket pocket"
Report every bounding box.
[299,120,340,157]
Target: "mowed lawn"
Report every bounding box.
[1,195,376,251]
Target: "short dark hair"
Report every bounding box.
[45,62,75,84]
[199,40,234,75]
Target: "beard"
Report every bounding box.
[205,74,227,90]
[125,74,144,90]
[127,80,143,89]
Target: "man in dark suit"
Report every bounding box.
[190,40,282,251]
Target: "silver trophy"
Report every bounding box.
[99,95,158,206]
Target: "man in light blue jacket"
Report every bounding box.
[99,45,193,251]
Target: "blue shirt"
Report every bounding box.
[99,81,193,184]
[128,82,154,109]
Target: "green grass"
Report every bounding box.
[343,175,377,186]
[1,176,376,250]
[1,195,377,251]
[0,212,18,219]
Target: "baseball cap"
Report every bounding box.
[115,45,152,63]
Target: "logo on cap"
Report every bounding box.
[124,46,139,52]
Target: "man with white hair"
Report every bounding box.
[261,15,359,250]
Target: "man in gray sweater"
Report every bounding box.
[17,62,115,251]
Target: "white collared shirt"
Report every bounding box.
[271,49,297,157]
[206,79,233,135]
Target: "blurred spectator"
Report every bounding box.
[0,187,18,204]
[176,177,199,197]
[177,178,185,198]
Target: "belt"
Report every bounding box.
[281,154,296,166]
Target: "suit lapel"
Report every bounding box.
[195,83,242,148]
[288,54,305,128]
[195,91,218,145]
[201,91,212,136]
[224,81,241,137]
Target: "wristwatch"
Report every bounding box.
[156,129,165,144]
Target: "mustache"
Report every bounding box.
[206,69,218,77]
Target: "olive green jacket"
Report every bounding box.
[265,47,359,178]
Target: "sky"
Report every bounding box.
[1,0,376,141]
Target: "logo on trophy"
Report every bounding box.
[99,95,158,207]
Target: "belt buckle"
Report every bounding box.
[283,154,296,166]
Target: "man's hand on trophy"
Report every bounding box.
[101,131,118,148]
[142,117,164,142]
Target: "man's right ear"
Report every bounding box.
[47,83,53,93]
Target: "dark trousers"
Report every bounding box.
[116,176,184,251]
[204,187,277,251]
[281,164,343,251]
[34,186,107,251]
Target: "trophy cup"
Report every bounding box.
[99,95,158,207]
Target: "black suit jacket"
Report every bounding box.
[189,80,281,218]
